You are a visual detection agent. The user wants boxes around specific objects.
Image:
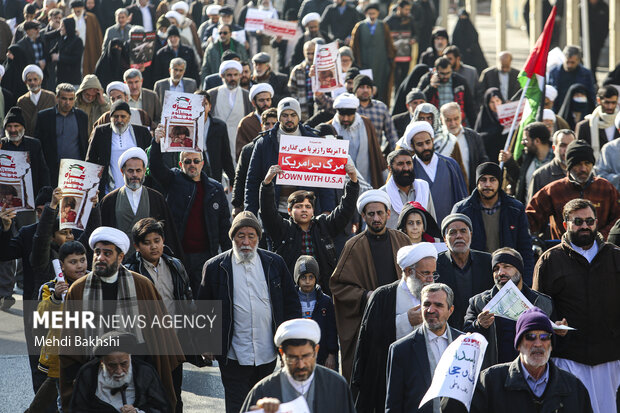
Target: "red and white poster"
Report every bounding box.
[58,160,103,230]
[497,101,525,133]
[129,31,156,68]
[0,150,34,211]
[312,42,344,93]
[277,136,349,189]
[161,91,206,153]
[263,18,298,40]
[245,8,273,31]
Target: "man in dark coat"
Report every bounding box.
[353,243,440,412]
[127,0,157,32]
[392,88,426,137]
[241,319,355,413]
[85,101,152,197]
[320,0,363,44]
[452,162,535,284]
[35,84,89,186]
[197,212,301,413]
[419,26,448,67]
[260,162,359,295]
[250,52,289,106]
[463,248,556,368]
[151,25,199,84]
[478,51,520,102]
[385,283,463,413]
[436,213,493,331]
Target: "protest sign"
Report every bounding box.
[58,160,103,230]
[263,18,298,40]
[161,91,206,153]
[312,42,344,93]
[391,31,413,62]
[497,101,525,133]
[420,333,488,411]
[245,8,273,31]
[0,151,34,211]
[277,136,349,189]
[129,31,156,68]
[249,395,310,413]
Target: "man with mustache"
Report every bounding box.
[527,140,620,240]
[381,149,435,229]
[453,162,535,284]
[385,283,462,413]
[99,147,182,262]
[457,308,593,413]
[405,120,467,224]
[235,83,274,160]
[352,243,440,412]
[331,93,387,189]
[463,247,558,368]
[353,74,398,151]
[198,211,301,413]
[16,64,56,136]
[533,198,620,413]
[436,213,493,331]
[85,101,152,198]
[330,189,411,383]
[241,318,355,413]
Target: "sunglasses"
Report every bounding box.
[523,333,552,342]
[569,217,595,226]
[183,159,202,165]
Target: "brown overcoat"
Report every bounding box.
[68,12,103,76]
[17,90,56,136]
[235,111,261,160]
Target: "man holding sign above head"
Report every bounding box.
[352,243,439,412]
[330,189,410,383]
[330,92,387,188]
[260,159,359,294]
[385,283,462,413]
[460,308,593,413]
[462,247,559,368]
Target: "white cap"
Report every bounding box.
[22,64,43,82]
[206,4,221,15]
[117,146,148,171]
[301,12,321,26]
[219,60,243,76]
[401,120,434,150]
[356,189,391,215]
[274,318,321,347]
[249,83,274,101]
[170,1,189,14]
[543,108,556,121]
[397,243,438,270]
[106,81,130,97]
[545,85,558,102]
[334,93,360,110]
[89,227,131,255]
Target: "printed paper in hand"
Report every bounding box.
[419,333,488,411]
[129,31,156,68]
[58,160,104,230]
[497,101,525,133]
[482,280,534,321]
[161,91,206,153]
[0,150,34,212]
[245,8,273,31]
[312,42,344,93]
[248,396,310,413]
[263,19,298,40]
[278,135,349,189]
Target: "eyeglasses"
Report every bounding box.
[183,159,202,165]
[569,217,595,226]
[523,333,552,342]
[219,31,230,35]
[284,352,315,365]
[414,270,440,281]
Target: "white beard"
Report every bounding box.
[232,243,257,264]
[111,122,130,135]
[99,359,133,389]
[405,274,426,299]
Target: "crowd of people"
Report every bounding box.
[0,0,619,412]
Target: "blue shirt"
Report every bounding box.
[55,107,80,161]
[521,360,549,397]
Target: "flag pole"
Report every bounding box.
[499,76,530,170]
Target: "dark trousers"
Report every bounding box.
[185,251,212,296]
[219,358,277,413]
[172,364,183,413]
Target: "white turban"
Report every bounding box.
[219,60,243,76]
[106,81,130,97]
[543,109,556,121]
[0,65,5,78]
[401,120,434,149]
[171,1,189,13]
[249,83,274,101]
[165,10,184,23]
[356,189,391,215]
[334,93,359,110]
[89,227,131,255]
[274,318,321,347]
[206,5,221,15]
[545,85,558,102]
[396,242,438,270]
[22,64,43,82]
[118,147,148,170]
[301,12,320,26]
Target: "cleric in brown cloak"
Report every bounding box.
[68,0,103,76]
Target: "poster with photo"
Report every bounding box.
[58,160,103,230]
[129,31,156,68]
[161,91,205,153]
[391,31,412,62]
[0,151,34,212]
[312,42,344,93]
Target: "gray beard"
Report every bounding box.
[232,243,257,263]
[124,175,144,190]
[100,360,133,388]
[7,129,24,142]
[111,122,130,135]
[406,274,426,299]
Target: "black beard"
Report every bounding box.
[415,148,434,163]
[568,228,596,247]
[392,169,414,187]
[479,188,498,200]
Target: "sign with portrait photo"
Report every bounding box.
[312,42,344,93]
[58,160,103,230]
[0,150,34,212]
[129,31,156,68]
[161,91,206,153]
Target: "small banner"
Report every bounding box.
[263,18,298,40]
[0,150,34,211]
[392,30,413,62]
[497,101,525,133]
[161,91,206,153]
[129,31,156,68]
[277,136,349,189]
[58,160,103,230]
[244,8,273,31]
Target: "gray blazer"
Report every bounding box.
[102,23,132,51]
[139,88,162,127]
[153,77,198,105]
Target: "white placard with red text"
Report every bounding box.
[0,150,34,212]
[58,160,103,230]
[161,91,205,153]
[245,8,273,31]
[277,136,349,189]
[263,18,298,40]
[312,42,344,93]
[497,101,525,133]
